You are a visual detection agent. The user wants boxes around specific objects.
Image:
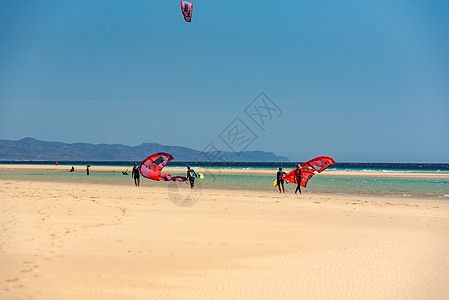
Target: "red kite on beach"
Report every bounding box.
[284,156,335,187]
[140,153,187,182]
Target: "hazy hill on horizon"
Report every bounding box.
[0,138,290,162]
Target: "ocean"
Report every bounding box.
[1,162,448,199]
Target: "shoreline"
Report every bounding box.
[1,164,449,179]
[1,164,448,201]
[0,177,447,203]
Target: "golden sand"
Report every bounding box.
[1,166,449,299]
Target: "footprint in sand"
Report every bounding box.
[19,269,33,273]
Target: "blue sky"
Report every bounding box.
[0,0,448,162]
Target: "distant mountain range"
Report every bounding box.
[0,138,290,162]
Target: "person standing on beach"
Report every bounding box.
[187,166,197,189]
[86,164,90,175]
[132,163,140,186]
[276,167,287,193]
[294,164,302,194]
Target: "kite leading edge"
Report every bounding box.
[140,152,187,182]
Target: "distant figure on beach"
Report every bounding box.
[122,169,128,175]
[276,167,287,193]
[294,164,302,194]
[186,166,197,189]
[86,164,90,175]
[132,163,140,186]
[70,166,75,172]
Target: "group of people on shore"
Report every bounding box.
[276,164,302,194]
[70,162,302,194]
[69,165,90,175]
[131,163,199,189]
[132,162,303,194]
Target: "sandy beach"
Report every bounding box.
[1,168,449,299]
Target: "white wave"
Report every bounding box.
[360,169,409,173]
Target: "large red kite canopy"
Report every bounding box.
[284,156,335,187]
[140,153,187,182]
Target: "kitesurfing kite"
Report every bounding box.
[181,1,193,22]
[282,156,335,188]
[140,153,187,182]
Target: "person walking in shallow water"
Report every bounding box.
[186,166,197,189]
[276,167,287,193]
[132,163,140,187]
[294,164,302,194]
[86,164,90,175]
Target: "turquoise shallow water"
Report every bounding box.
[1,168,448,199]
[199,173,449,199]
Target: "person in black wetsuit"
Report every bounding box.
[294,164,302,194]
[186,166,197,189]
[132,162,140,187]
[276,167,287,193]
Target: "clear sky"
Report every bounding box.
[1,0,448,162]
